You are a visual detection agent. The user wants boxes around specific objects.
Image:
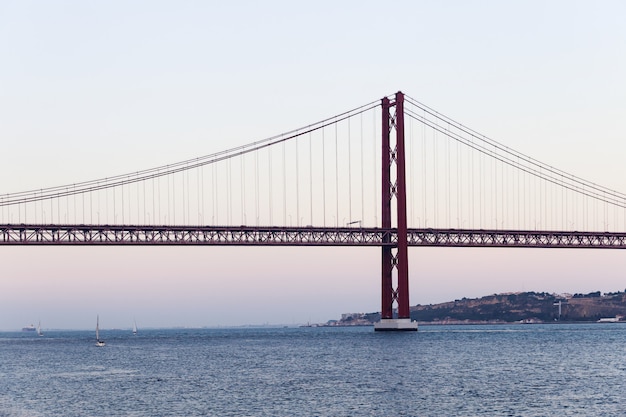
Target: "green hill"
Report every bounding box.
[340,290,626,325]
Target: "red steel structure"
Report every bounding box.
[376,92,417,331]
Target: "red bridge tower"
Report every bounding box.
[374,91,418,331]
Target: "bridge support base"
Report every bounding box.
[374,318,418,331]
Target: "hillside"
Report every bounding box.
[336,290,626,325]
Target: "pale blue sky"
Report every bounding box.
[1,1,626,329]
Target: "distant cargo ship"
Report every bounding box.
[22,324,36,331]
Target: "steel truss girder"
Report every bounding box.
[407,229,626,248]
[0,225,390,246]
[3,225,625,249]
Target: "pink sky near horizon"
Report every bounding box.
[3,245,625,330]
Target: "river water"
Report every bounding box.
[1,324,625,416]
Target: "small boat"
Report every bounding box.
[95,316,105,347]
[132,320,137,335]
[37,321,43,337]
[598,316,621,323]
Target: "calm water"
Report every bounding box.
[1,324,626,416]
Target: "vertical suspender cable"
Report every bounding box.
[470,137,474,229]
[492,145,496,228]
[517,157,520,229]
[212,163,217,225]
[552,178,556,230]
[373,109,377,226]
[457,125,461,228]
[255,152,259,226]
[537,167,548,230]
[322,127,326,226]
[158,169,161,225]
[241,154,244,224]
[409,118,414,226]
[296,132,300,226]
[188,164,191,225]
[171,169,175,225]
[433,130,437,227]
[447,125,451,227]
[605,191,609,230]
[360,112,364,227]
[422,111,427,227]
[225,158,229,225]
[491,147,495,228]
[479,146,483,227]
[335,123,339,226]
[309,131,313,225]
[142,176,145,225]
[282,141,286,226]
[136,176,140,224]
[501,149,504,228]
[348,117,352,223]
[561,174,565,230]
[201,165,204,225]
[197,160,200,225]
[153,171,155,225]
[573,185,586,230]
[242,151,246,224]
[613,193,616,231]
[112,183,115,224]
[269,145,273,225]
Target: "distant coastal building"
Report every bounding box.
[335,313,372,326]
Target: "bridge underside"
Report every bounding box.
[2,225,626,249]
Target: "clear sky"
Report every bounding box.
[2,1,626,330]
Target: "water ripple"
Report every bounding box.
[1,324,626,416]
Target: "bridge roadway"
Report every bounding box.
[2,224,626,249]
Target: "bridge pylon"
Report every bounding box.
[374,91,418,331]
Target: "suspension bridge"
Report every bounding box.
[2,92,626,330]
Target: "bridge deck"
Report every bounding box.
[2,225,626,249]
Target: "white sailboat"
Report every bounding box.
[95,315,105,347]
[37,320,43,337]
[132,320,137,335]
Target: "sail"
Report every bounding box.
[95,315,105,346]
